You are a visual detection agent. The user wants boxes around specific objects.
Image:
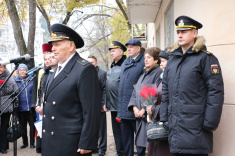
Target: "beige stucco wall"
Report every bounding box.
[147,0,235,155]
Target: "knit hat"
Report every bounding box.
[159,48,170,60]
[17,63,28,73]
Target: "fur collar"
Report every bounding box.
[111,55,126,68]
[168,36,206,52]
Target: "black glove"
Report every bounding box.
[203,125,216,132]
[30,107,36,114]
[163,122,169,131]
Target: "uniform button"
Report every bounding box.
[51,132,54,136]
[44,101,46,104]
[43,129,45,133]
[52,101,56,105]
[43,115,46,118]
[51,116,55,120]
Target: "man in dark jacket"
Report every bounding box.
[87,55,107,156]
[104,41,126,156]
[160,16,224,156]
[35,43,52,153]
[117,39,145,156]
[42,23,101,156]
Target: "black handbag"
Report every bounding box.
[7,113,22,142]
[146,105,168,142]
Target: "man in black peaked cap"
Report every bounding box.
[160,16,224,156]
[103,41,127,156]
[42,23,101,156]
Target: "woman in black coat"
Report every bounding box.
[128,47,162,153]
[146,50,175,156]
[0,63,18,154]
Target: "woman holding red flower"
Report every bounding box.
[128,47,162,155]
[146,50,175,156]
[0,60,18,154]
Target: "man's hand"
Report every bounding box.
[103,105,107,112]
[77,148,92,154]
[147,107,152,115]
[35,106,43,115]
[138,108,145,118]
[133,106,140,118]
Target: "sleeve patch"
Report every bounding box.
[211,64,219,74]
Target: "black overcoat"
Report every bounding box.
[117,52,145,119]
[128,65,162,147]
[160,36,224,154]
[42,53,101,156]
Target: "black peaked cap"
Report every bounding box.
[175,15,203,30]
[48,23,84,48]
[109,41,127,52]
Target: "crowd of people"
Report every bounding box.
[0,15,224,156]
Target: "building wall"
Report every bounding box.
[147,0,235,155]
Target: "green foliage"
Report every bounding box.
[95,4,131,49]
[0,0,101,23]
[0,1,8,25]
[0,0,29,25]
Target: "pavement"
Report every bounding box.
[5,112,117,156]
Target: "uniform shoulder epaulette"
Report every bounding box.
[202,50,212,55]
[202,50,213,55]
[76,58,89,66]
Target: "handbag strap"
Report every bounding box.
[153,81,162,120]
[153,105,160,120]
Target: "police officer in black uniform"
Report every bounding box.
[42,23,101,156]
[160,16,224,156]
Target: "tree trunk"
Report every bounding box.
[5,0,27,56]
[27,0,36,57]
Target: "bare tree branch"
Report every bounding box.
[115,0,131,30]
[36,2,51,34]
[27,0,36,56]
[62,11,72,25]
[73,13,112,29]
[88,4,119,11]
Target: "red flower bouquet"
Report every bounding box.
[135,84,158,121]
[139,85,158,108]
[0,80,4,84]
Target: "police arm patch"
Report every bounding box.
[211,64,219,74]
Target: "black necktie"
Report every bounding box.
[58,66,62,72]
[130,58,134,64]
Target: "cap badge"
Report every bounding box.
[179,20,184,26]
[211,64,219,74]
[51,32,69,40]
[51,33,57,38]
[110,43,120,49]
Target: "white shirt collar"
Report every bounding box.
[133,53,140,60]
[54,53,75,78]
